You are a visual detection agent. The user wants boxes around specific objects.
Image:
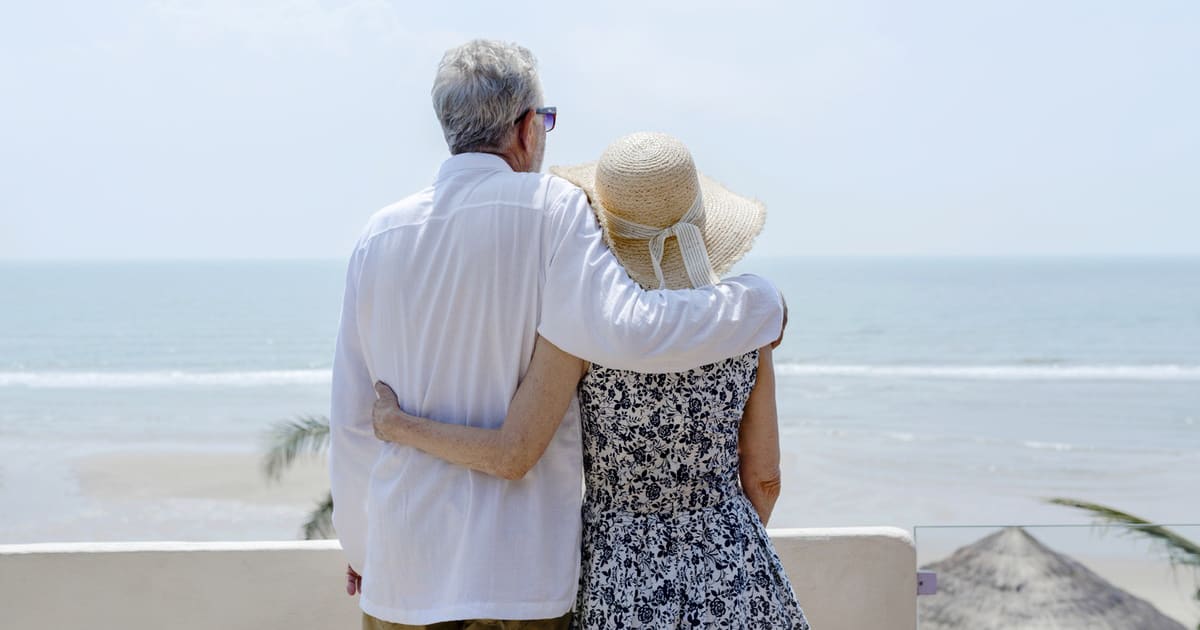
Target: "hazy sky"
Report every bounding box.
[2,0,1197,260]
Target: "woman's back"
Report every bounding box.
[578,351,757,515]
[574,351,810,629]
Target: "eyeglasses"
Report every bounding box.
[535,106,557,132]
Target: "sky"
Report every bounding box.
[1,0,1197,260]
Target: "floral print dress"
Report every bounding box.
[572,350,810,629]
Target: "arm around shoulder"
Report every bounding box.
[537,190,785,373]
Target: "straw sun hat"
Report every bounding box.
[550,132,765,291]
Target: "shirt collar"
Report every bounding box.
[435,152,513,181]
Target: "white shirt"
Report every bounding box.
[329,153,784,625]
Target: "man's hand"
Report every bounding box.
[346,564,361,596]
[770,295,788,350]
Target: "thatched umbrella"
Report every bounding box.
[919,527,1185,630]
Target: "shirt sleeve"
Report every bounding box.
[538,187,785,373]
[328,245,382,572]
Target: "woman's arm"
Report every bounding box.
[372,335,587,480]
[738,345,783,525]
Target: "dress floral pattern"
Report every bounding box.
[573,350,810,629]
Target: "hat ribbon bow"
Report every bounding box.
[603,193,719,289]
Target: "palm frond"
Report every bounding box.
[1046,497,1200,567]
[261,415,330,482]
[302,491,335,540]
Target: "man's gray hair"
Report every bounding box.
[432,40,543,155]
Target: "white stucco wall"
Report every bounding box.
[774,527,918,630]
[0,528,915,630]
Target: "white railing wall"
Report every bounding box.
[0,527,915,630]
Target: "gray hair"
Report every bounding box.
[432,40,543,155]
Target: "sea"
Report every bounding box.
[1,257,1198,551]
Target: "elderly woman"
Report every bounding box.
[373,133,810,629]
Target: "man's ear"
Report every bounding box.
[514,109,537,155]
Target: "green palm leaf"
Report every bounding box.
[261,415,337,540]
[1046,498,1200,567]
[261,415,330,482]
[302,491,335,540]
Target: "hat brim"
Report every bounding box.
[550,161,766,290]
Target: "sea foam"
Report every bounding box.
[4,363,1200,389]
[773,363,1200,381]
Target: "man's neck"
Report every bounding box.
[475,148,525,172]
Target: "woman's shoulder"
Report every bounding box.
[586,350,758,382]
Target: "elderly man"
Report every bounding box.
[329,39,786,630]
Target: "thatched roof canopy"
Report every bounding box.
[918,527,1185,630]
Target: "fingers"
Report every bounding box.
[371,396,393,441]
[771,295,788,349]
[373,381,398,403]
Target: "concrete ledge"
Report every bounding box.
[772,527,917,630]
[0,528,915,630]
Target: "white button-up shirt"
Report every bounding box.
[329,153,784,625]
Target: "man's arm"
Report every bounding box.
[328,247,382,574]
[539,188,785,373]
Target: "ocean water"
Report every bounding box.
[1,258,1198,542]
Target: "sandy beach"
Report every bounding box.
[0,448,330,544]
[74,451,330,505]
